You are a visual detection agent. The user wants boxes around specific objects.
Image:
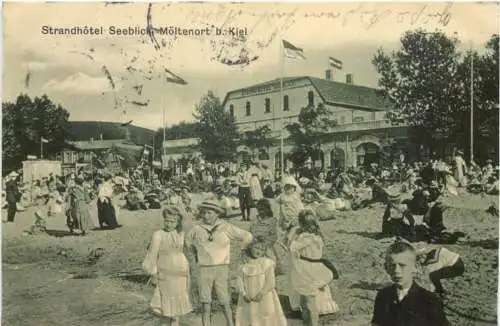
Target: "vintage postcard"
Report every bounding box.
[2,2,498,326]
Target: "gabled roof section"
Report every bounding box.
[223,76,393,111]
[65,139,135,151]
[308,77,392,111]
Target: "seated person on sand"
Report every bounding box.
[262,177,275,198]
[125,186,147,210]
[381,203,416,240]
[366,177,400,205]
[484,171,499,195]
[372,240,450,326]
[416,246,465,300]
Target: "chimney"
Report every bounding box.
[346,73,353,84]
[325,69,333,81]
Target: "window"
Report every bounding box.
[229,104,234,117]
[265,98,271,113]
[371,112,376,120]
[245,102,251,116]
[308,91,314,107]
[284,95,289,111]
[340,116,345,124]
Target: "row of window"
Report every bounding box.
[229,91,315,117]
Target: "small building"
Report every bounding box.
[60,139,145,176]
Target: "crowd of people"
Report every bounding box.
[137,151,492,326]
[2,171,122,235]
[1,150,497,326]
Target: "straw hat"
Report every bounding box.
[8,171,19,178]
[198,200,226,215]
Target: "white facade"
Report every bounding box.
[163,75,409,171]
[223,77,386,138]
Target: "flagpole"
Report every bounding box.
[280,42,285,180]
[40,138,43,160]
[470,42,474,164]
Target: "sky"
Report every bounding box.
[3,2,498,130]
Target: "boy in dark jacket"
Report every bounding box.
[372,240,450,326]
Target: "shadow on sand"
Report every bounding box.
[336,229,385,240]
[463,238,498,250]
[45,229,75,238]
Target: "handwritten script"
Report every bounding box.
[146,3,454,67]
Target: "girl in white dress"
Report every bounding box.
[235,236,287,326]
[290,209,339,326]
[142,206,192,326]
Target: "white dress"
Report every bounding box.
[142,230,192,317]
[288,233,339,315]
[246,166,263,201]
[235,257,287,326]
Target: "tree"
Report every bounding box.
[193,91,238,162]
[453,34,499,162]
[373,31,499,162]
[372,30,464,153]
[240,125,273,161]
[285,103,338,168]
[2,94,70,172]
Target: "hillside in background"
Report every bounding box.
[66,121,155,146]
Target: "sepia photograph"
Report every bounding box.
[2,2,499,325]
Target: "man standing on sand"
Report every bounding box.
[5,172,20,223]
[186,200,253,326]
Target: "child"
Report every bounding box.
[372,240,450,326]
[186,200,252,326]
[250,199,280,265]
[289,209,339,324]
[235,236,287,326]
[276,175,304,232]
[417,246,465,298]
[142,206,192,326]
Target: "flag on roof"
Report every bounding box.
[283,40,305,60]
[165,68,188,85]
[329,57,343,70]
[41,137,49,143]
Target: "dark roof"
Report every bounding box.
[66,139,135,151]
[223,76,392,111]
[308,77,391,111]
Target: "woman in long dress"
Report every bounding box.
[67,175,94,235]
[246,162,263,202]
[97,174,120,229]
[454,151,468,187]
[289,209,339,326]
[142,206,192,326]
